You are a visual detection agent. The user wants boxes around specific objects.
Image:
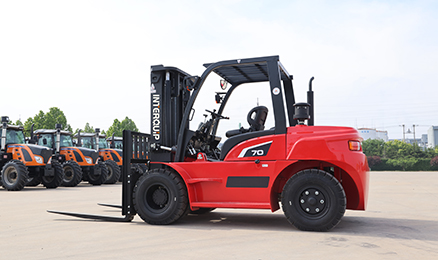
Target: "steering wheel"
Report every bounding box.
[205,109,229,120]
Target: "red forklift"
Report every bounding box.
[49,56,369,231]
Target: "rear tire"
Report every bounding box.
[281,169,346,232]
[62,160,83,187]
[1,160,29,191]
[42,160,64,189]
[104,160,121,184]
[133,168,188,224]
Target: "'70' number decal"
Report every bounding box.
[238,141,273,158]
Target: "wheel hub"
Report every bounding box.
[299,188,326,215]
[5,168,18,184]
[107,166,113,178]
[64,168,73,180]
[152,187,168,206]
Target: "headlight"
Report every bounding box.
[34,156,43,164]
[85,157,93,164]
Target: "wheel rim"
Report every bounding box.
[64,166,73,182]
[144,183,170,212]
[293,184,331,220]
[299,188,327,215]
[106,165,113,179]
[4,166,18,185]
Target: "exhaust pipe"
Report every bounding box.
[30,123,35,143]
[307,77,314,126]
[110,133,115,148]
[55,124,62,153]
[1,116,8,151]
[77,130,82,147]
[95,128,100,151]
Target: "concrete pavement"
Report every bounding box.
[1,171,437,259]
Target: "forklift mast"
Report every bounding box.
[149,65,192,162]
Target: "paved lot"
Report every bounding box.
[1,171,438,259]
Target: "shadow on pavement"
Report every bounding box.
[50,207,438,242]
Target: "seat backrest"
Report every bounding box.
[247,106,268,131]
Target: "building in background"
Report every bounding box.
[358,128,389,142]
[428,126,438,148]
[418,134,428,150]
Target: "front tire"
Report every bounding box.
[1,160,29,191]
[133,168,188,224]
[104,160,121,184]
[281,169,346,231]
[42,160,64,189]
[88,161,108,185]
[62,160,83,187]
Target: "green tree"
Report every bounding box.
[384,140,414,159]
[14,119,23,126]
[106,117,139,137]
[83,122,95,133]
[23,107,72,137]
[387,158,418,171]
[362,139,385,157]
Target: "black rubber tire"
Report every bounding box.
[62,160,83,187]
[104,160,121,184]
[42,160,64,189]
[88,161,108,186]
[118,166,124,182]
[1,160,29,191]
[139,164,148,174]
[189,208,216,215]
[133,168,188,225]
[281,169,346,232]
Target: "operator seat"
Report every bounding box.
[225,106,269,138]
[220,106,270,160]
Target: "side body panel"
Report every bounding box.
[60,147,97,167]
[159,125,369,212]
[99,148,123,166]
[6,144,51,166]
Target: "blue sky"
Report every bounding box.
[1,0,437,140]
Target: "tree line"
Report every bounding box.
[10,107,138,138]
[362,139,438,171]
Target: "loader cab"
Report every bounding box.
[107,136,123,149]
[76,132,107,150]
[35,131,74,150]
[1,125,26,146]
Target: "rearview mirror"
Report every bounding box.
[220,79,228,90]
